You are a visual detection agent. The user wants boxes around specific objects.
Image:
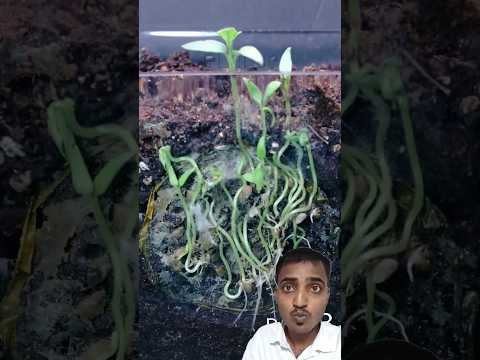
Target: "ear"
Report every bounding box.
[274,287,279,301]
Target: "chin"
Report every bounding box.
[287,321,316,334]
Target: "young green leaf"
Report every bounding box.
[279,47,292,76]
[94,152,133,195]
[238,46,264,66]
[243,78,262,107]
[60,98,76,125]
[159,146,179,187]
[159,146,171,168]
[242,164,265,192]
[66,141,93,195]
[52,100,94,196]
[165,165,179,188]
[236,156,246,177]
[217,27,241,48]
[182,40,226,54]
[263,80,281,104]
[178,167,196,188]
[47,102,68,156]
[298,131,309,146]
[256,134,267,161]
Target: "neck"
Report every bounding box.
[284,323,320,356]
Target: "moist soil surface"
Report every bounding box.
[1,1,138,359]
[342,1,480,359]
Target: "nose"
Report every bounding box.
[293,289,307,308]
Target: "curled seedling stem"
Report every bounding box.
[47,98,136,359]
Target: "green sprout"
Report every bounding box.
[47,98,137,360]
[182,27,264,167]
[243,77,281,141]
[158,146,207,273]
[241,77,281,193]
[242,163,266,193]
[182,27,263,72]
[152,35,326,331]
[342,0,425,344]
[279,47,293,127]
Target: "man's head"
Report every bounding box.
[274,248,331,339]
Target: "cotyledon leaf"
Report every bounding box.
[238,45,264,66]
[243,78,263,107]
[263,80,281,104]
[178,167,196,188]
[64,134,93,195]
[182,40,226,54]
[217,27,241,48]
[94,152,134,195]
[46,102,67,156]
[242,163,265,192]
[256,135,266,161]
[279,47,292,76]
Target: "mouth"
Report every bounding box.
[291,311,309,323]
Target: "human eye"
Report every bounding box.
[311,284,323,293]
[282,283,295,293]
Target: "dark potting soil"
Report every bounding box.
[1,2,138,359]
[341,1,480,359]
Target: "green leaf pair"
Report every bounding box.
[217,27,242,49]
[47,99,135,196]
[242,78,281,108]
[159,146,196,189]
[283,129,310,147]
[297,130,310,147]
[182,27,264,67]
[242,163,265,192]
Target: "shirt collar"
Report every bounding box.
[268,321,339,353]
[273,322,293,351]
[311,322,339,353]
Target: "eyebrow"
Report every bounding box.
[278,277,326,285]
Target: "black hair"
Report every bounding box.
[275,247,332,284]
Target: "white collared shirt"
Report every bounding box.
[242,320,341,360]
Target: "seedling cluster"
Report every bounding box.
[342,0,424,343]
[154,27,323,326]
[47,99,137,360]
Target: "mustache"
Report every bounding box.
[291,309,310,316]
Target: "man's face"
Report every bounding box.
[275,260,330,338]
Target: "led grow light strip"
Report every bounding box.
[146,31,217,37]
